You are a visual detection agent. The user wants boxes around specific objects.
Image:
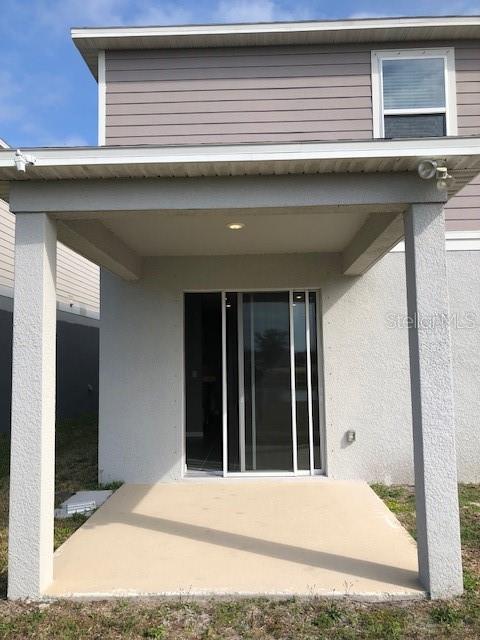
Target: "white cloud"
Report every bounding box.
[0,71,27,123]
[0,68,86,146]
[33,0,126,31]
[347,11,398,19]
[214,0,317,23]
[348,1,480,19]
[215,0,277,22]
[33,0,193,30]
[60,134,90,146]
[130,3,193,25]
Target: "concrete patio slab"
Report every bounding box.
[46,479,424,600]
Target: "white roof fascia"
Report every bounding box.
[2,137,480,170]
[71,15,480,42]
[71,15,480,78]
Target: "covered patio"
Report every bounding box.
[46,479,422,599]
[1,137,479,600]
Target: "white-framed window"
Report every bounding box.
[371,48,457,139]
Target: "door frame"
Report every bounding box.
[183,288,326,478]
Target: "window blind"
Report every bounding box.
[382,58,446,110]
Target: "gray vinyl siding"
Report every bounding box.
[105,41,480,230]
[0,200,15,293]
[445,176,480,231]
[105,44,374,145]
[104,41,480,145]
[0,200,100,314]
[455,44,480,136]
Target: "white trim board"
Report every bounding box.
[71,16,480,42]
[1,136,480,168]
[71,16,480,78]
[1,137,480,204]
[392,230,480,252]
[0,290,99,325]
[97,51,106,147]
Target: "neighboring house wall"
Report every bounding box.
[0,306,12,434]
[0,199,100,432]
[0,199,100,314]
[0,302,99,433]
[99,250,480,485]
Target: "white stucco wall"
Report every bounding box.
[99,251,480,485]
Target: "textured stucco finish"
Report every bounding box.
[8,214,57,599]
[99,254,338,484]
[321,250,480,486]
[404,204,463,598]
[99,250,480,487]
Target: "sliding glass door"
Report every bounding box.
[223,290,322,476]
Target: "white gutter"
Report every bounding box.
[2,137,480,170]
[71,15,480,41]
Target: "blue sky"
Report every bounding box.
[1,0,480,147]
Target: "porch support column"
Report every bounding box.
[404,203,463,599]
[8,213,57,599]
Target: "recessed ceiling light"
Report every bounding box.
[227,222,245,230]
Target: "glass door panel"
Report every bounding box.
[223,290,322,475]
[228,291,293,472]
[185,293,223,472]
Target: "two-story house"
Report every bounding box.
[1,15,480,601]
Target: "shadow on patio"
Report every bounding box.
[46,479,424,599]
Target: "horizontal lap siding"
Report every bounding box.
[456,42,480,137]
[105,45,373,145]
[105,41,480,231]
[446,176,480,231]
[0,200,100,312]
[0,200,14,292]
[56,244,100,314]
[450,42,480,230]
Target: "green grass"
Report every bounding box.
[0,420,98,599]
[0,426,479,639]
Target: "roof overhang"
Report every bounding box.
[1,137,480,202]
[71,15,480,78]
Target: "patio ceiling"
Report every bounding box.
[98,205,397,257]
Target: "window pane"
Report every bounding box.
[384,114,446,138]
[383,58,445,109]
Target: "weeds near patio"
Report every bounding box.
[0,425,479,639]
